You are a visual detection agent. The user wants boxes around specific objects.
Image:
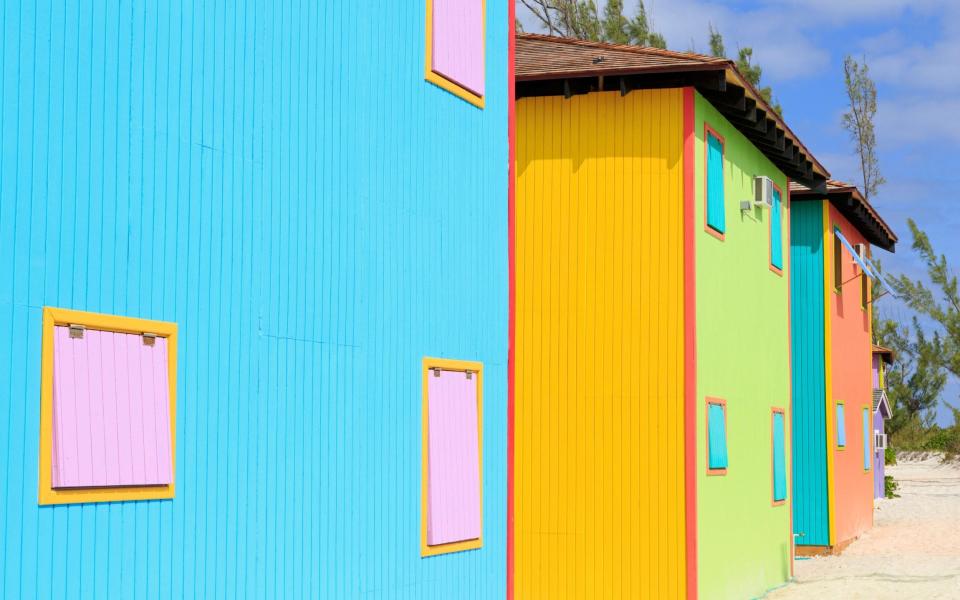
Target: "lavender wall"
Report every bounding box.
[874,411,885,498]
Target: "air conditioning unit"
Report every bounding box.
[753,176,774,208]
[875,431,887,450]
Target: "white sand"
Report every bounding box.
[766,454,960,600]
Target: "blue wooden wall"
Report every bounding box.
[790,200,829,547]
[0,1,508,598]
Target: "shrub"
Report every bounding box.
[884,446,897,465]
[884,475,899,498]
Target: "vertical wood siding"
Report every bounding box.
[827,205,874,546]
[693,93,792,599]
[790,201,829,547]
[514,89,686,599]
[0,1,507,598]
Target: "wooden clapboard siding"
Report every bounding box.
[0,1,507,598]
[514,89,686,599]
[693,92,792,599]
[790,200,830,547]
[826,205,874,547]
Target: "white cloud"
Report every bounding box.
[877,97,960,144]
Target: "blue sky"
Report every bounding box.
[518,0,960,425]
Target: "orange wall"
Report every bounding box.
[827,204,874,545]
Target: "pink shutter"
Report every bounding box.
[431,0,484,96]
[427,369,481,545]
[52,326,173,488]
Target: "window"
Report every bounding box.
[422,358,483,556]
[425,0,485,107]
[770,186,783,272]
[835,402,846,448]
[705,127,726,238]
[772,409,787,505]
[834,230,843,294]
[39,307,176,505]
[863,407,872,471]
[706,398,728,474]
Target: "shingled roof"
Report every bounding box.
[515,34,828,190]
[790,180,898,251]
[516,33,728,80]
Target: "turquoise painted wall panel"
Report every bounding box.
[0,1,508,598]
[790,201,829,547]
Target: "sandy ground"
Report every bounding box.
[766,454,960,599]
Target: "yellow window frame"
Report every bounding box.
[424,0,486,108]
[38,306,177,505]
[421,357,484,556]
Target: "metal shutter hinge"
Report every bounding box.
[142,333,158,346]
[68,324,85,339]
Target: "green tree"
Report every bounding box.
[520,0,667,48]
[735,47,782,115]
[895,220,960,381]
[626,0,665,48]
[708,23,724,57]
[602,0,629,44]
[874,315,948,434]
[842,55,885,200]
[706,27,782,115]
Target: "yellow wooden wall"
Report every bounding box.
[515,90,686,599]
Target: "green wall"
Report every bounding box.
[694,92,793,599]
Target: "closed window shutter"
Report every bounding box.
[708,403,728,469]
[836,404,846,447]
[426,369,482,546]
[706,133,725,233]
[771,188,783,269]
[431,0,484,96]
[52,326,173,488]
[772,412,787,501]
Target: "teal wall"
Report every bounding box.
[790,200,829,547]
[0,1,508,598]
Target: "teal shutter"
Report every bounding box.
[863,408,871,470]
[771,188,783,269]
[708,403,728,469]
[706,132,725,233]
[773,412,787,501]
[836,404,846,447]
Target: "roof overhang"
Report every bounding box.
[792,182,897,252]
[873,389,892,419]
[873,344,895,364]
[515,34,829,191]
